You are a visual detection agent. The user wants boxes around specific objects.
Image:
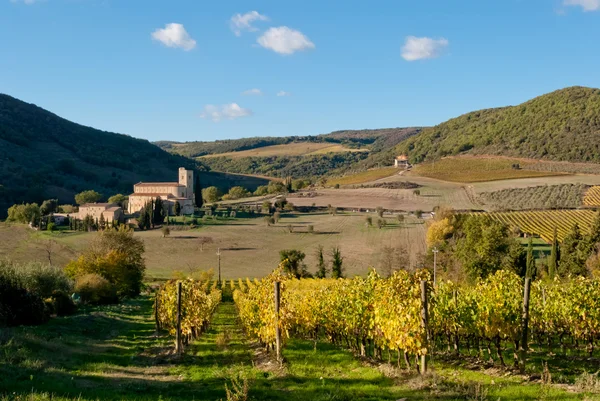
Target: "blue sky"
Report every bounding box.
[1,0,599,142]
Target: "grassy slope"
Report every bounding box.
[397,86,600,164]
[201,143,367,159]
[1,292,592,401]
[412,156,568,183]
[327,167,399,186]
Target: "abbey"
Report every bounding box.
[128,167,195,215]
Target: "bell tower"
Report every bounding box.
[179,167,194,199]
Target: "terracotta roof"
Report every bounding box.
[395,155,408,161]
[134,182,181,187]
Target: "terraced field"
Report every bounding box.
[476,209,598,242]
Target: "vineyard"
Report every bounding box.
[584,186,600,206]
[473,209,598,242]
[478,183,586,210]
[155,278,222,347]
[233,267,600,371]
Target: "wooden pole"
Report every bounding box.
[519,278,531,373]
[274,281,282,363]
[176,281,182,354]
[420,280,429,374]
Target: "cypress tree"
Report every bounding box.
[174,201,181,216]
[153,197,165,225]
[194,174,203,208]
[331,247,344,279]
[316,245,327,278]
[99,213,106,231]
[548,226,558,278]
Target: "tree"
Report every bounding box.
[153,197,165,226]
[75,190,102,205]
[426,218,453,247]
[137,206,150,230]
[279,249,307,278]
[274,197,288,210]
[397,214,404,223]
[331,247,344,278]
[526,237,536,279]
[262,201,271,213]
[202,186,222,203]
[99,213,106,231]
[40,199,58,216]
[376,206,384,218]
[548,226,559,278]
[173,201,182,216]
[559,223,588,277]
[161,226,170,238]
[108,194,128,208]
[365,216,373,226]
[65,226,145,297]
[194,174,203,208]
[198,236,213,251]
[315,245,327,278]
[7,203,41,224]
[377,218,386,229]
[225,186,250,200]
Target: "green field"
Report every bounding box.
[0,212,426,280]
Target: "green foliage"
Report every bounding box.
[559,224,590,277]
[549,227,559,278]
[74,273,118,305]
[398,87,600,163]
[274,197,287,210]
[194,174,203,208]
[173,201,181,216]
[254,185,269,196]
[74,190,102,205]
[456,216,524,280]
[65,226,145,298]
[331,247,344,278]
[365,216,373,226]
[46,290,77,316]
[40,199,58,215]
[526,237,536,279]
[107,194,128,207]
[223,186,250,200]
[153,197,165,226]
[279,249,308,278]
[202,186,222,203]
[7,202,41,224]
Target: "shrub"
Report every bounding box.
[17,262,73,298]
[0,263,49,327]
[162,226,171,238]
[47,222,56,232]
[46,290,77,316]
[307,225,314,234]
[366,216,373,226]
[7,203,41,224]
[75,274,118,305]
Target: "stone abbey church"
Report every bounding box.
[127,167,195,215]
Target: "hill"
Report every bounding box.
[0,94,204,216]
[397,86,600,163]
[159,128,420,179]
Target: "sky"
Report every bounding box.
[1,0,600,142]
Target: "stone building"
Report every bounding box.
[394,155,410,169]
[75,203,124,223]
[128,167,195,215]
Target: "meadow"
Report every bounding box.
[0,212,427,280]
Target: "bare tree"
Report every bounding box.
[43,240,57,266]
[198,236,214,252]
[379,245,409,277]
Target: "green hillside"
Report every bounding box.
[0,94,203,216]
[397,86,600,163]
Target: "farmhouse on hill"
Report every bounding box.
[394,155,410,169]
[75,203,124,223]
[127,167,195,215]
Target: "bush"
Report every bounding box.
[47,222,56,232]
[0,264,49,327]
[162,226,171,238]
[17,262,73,298]
[46,290,77,316]
[75,274,118,305]
[307,225,314,234]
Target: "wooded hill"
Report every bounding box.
[0,94,203,216]
[397,86,600,164]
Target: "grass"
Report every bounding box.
[327,167,400,186]
[413,155,569,183]
[2,290,594,401]
[0,213,427,280]
[201,143,367,159]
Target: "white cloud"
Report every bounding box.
[564,0,600,11]
[257,26,315,55]
[199,103,253,122]
[242,88,263,96]
[230,11,269,36]
[277,91,291,97]
[151,23,196,51]
[401,36,449,61]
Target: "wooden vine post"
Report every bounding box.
[274,281,282,363]
[519,278,532,373]
[420,280,429,374]
[175,281,183,354]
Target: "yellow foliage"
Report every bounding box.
[426,218,453,247]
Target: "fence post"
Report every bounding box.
[420,280,429,374]
[274,281,282,363]
[154,291,160,332]
[176,281,182,354]
[519,278,531,373]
